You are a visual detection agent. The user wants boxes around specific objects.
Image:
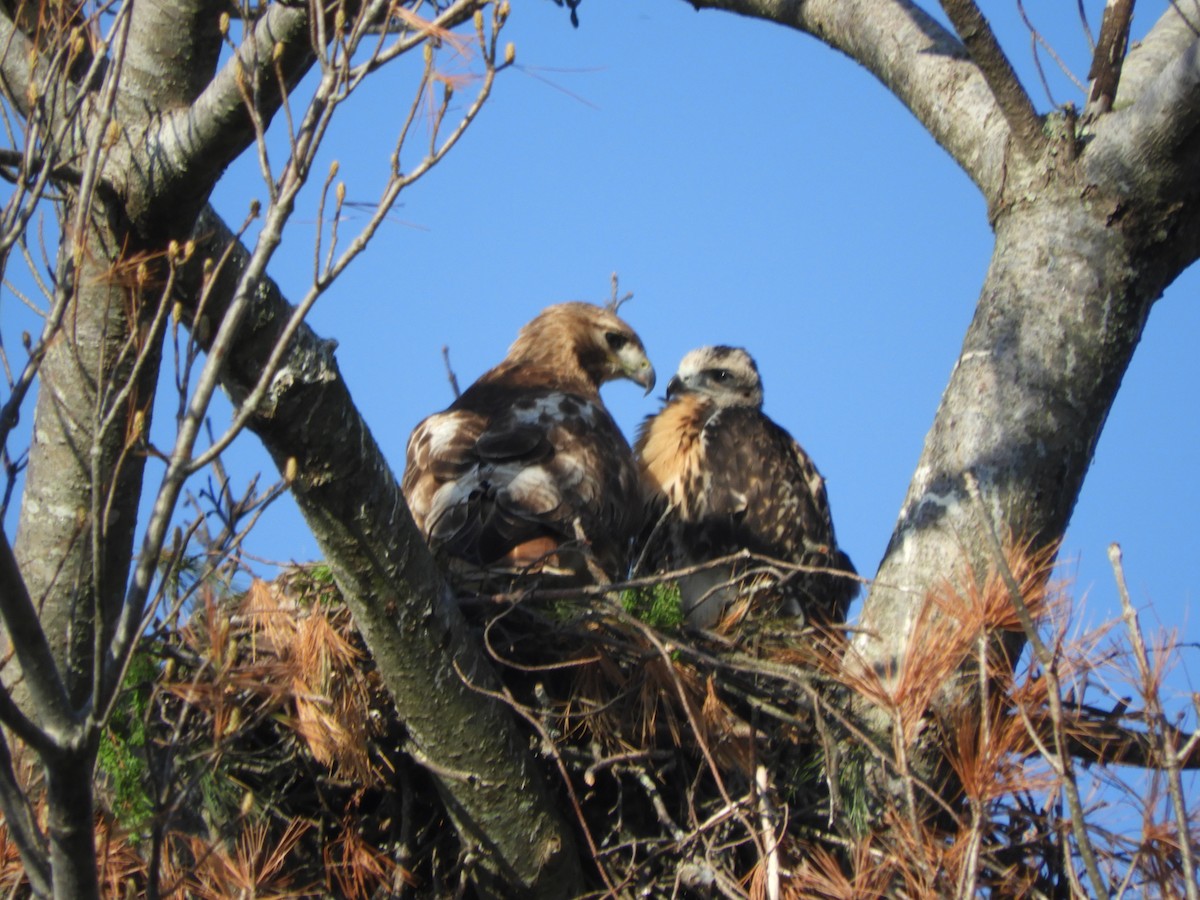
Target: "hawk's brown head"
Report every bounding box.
[506,302,656,396]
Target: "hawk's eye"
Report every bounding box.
[710,369,732,383]
[605,332,629,351]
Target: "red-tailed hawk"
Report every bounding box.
[402,302,655,587]
[635,346,856,628]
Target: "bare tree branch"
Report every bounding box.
[1110,543,1200,900]
[1016,0,1087,104]
[0,9,35,113]
[0,730,49,896]
[149,0,484,225]
[184,27,504,476]
[149,2,313,204]
[1086,0,1136,116]
[121,0,222,108]
[1040,700,1200,769]
[0,531,72,738]
[939,0,1045,155]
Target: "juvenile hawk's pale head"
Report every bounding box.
[665,345,763,409]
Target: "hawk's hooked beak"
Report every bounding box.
[631,358,656,395]
[665,374,683,400]
[616,344,656,395]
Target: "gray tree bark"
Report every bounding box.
[12,209,159,707]
[9,207,160,900]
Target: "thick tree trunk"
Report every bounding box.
[12,206,159,707]
[3,197,162,900]
[852,172,1168,694]
[43,746,97,900]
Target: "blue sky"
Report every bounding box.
[200,2,1200,687]
[5,3,1193,717]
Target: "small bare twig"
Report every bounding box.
[754,765,781,900]
[632,766,687,844]
[606,271,633,314]
[1109,542,1199,900]
[441,345,460,398]
[1016,0,1088,104]
[480,548,871,607]
[1078,0,1097,51]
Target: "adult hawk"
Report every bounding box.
[402,302,655,588]
[635,346,856,628]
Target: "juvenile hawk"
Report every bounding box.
[635,346,856,627]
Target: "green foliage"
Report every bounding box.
[307,563,335,585]
[97,650,159,839]
[157,549,203,600]
[776,736,875,840]
[831,741,876,837]
[286,562,342,607]
[621,581,684,630]
[198,766,244,828]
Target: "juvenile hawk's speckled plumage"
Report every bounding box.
[403,302,655,587]
[635,346,856,627]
